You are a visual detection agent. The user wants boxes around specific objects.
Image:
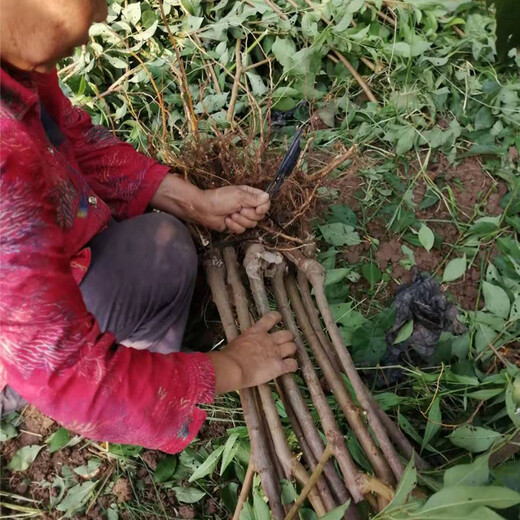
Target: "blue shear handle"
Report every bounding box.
[266,127,304,196]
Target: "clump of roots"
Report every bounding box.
[168,130,358,247]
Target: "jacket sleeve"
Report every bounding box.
[0,136,215,453]
[54,75,169,220]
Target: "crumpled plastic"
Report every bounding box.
[381,268,467,384]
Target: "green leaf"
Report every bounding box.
[475,106,495,130]
[154,455,177,483]
[510,295,520,320]
[122,3,141,25]
[173,486,206,504]
[246,72,268,97]
[327,205,357,227]
[361,263,382,285]
[505,380,520,427]
[240,502,255,520]
[221,482,239,512]
[394,320,414,344]
[396,127,416,155]
[414,485,520,517]
[0,421,18,442]
[492,460,520,492]
[46,427,71,454]
[73,458,101,479]
[449,425,503,452]
[253,489,271,520]
[107,505,119,520]
[318,500,351,519]
[271,37,296,69]
[325,268,350,286]
[56,481,97,513]
[194,93,229,114]
[351,325,387,365]
[109,444,142,458]
[482,281,511,319]
[442,255,467,283]
[7,445,43,471]
[105,55,128,69]
[281,480,298,505]
[444,453,490,487]
[180,0,200,16]
[319,223,361,247]
[189,445,224,482]
[220,433,240,475]
[418,224,435,252]
[384,459,417,511]
[421,397,441,451]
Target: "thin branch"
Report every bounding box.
[157,0,199,140]
[332,51,378,103]
[242,245,327,515]
[227,39,243,123]
[275,380,339,510]
[285,275,395,486]
[233,462,255,520]
[297,274,430,472]
[248,245,360,511]
[225,247,326,515]
[285,445,334,520]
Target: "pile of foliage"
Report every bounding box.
[1,0,519,518]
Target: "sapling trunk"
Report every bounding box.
[224,246,326,515]
[296,272,429,471]
[243,244,345,496]
[275,379,339,510]
[205,254,285,520]
[284,274,394,485]
[285,250,404,480]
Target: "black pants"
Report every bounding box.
[80,212,197,352]
[0,213,197,414]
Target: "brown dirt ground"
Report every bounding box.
[0,407,212,519]
[342,156,507,310]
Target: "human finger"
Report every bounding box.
[270,329,294,345]
[231,212,257,229]
[249,311,282,333]
[225,216,246,234]
[255,200,271,216]
[239,207,265,221]
[237,186,270,208]
[282,358,298,373]
[278,341,297,358]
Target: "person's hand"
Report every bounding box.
[151,176,270,233]
[206,312,298,394]
[199,185,271,234]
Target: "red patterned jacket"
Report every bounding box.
[0,67,215,453]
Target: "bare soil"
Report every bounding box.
[342,156,507,310]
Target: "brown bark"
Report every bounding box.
[224,246,327,515]
[275,380,339,510]
[204,254,284,519]
[285,250,404,480]
[284,274,394,485]
[297,272,430,472]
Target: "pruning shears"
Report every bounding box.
[265,127,304,198]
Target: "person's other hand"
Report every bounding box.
[200,185,270,234]
[206,312,298,394]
